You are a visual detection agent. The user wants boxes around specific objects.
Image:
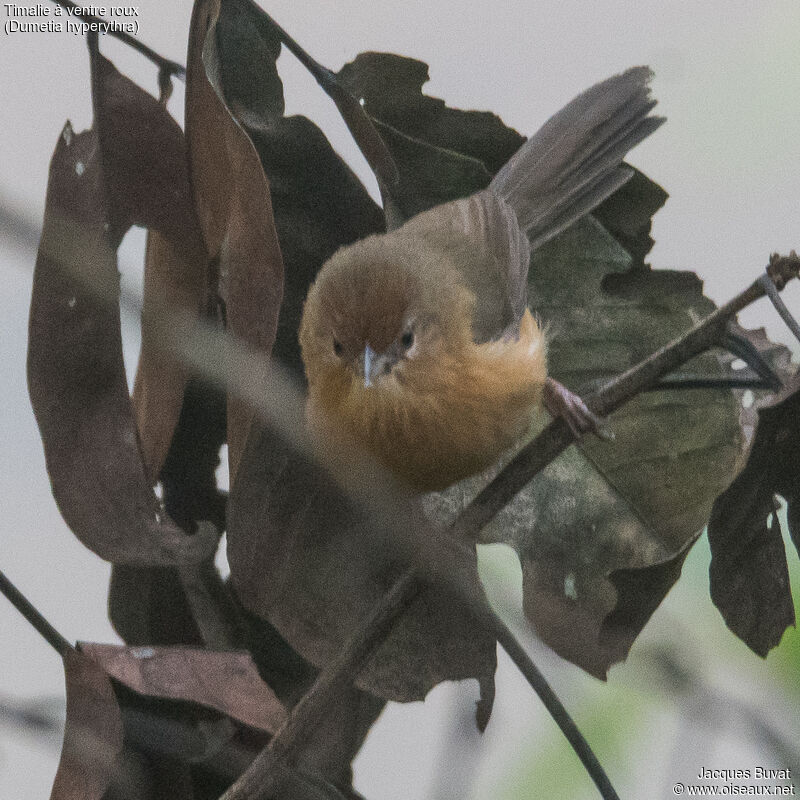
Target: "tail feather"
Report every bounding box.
[490,66,664,250]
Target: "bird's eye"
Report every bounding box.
[400,329,414,349]
[333,338,343,356]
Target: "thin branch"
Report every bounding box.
[247,2,400,197]
[759,255,800,345]
[722,324,784,391]
[219,571,422,800]
[648,376,774,391]
[490,616,621,800]
[46,0,185,80]
[0,569,74,657]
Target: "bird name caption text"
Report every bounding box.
[4,4,140,36]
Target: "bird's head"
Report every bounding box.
[299,232,475,404]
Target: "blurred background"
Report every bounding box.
[1,2,798,798]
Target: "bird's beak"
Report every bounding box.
[363,344,376,387]
[358,344,394,388]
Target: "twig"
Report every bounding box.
[648,376,773,391]
[245,1,400,197]
[723,325,784,391]
[0,569,74,657]
[46,0,185,80]
[219,258,799,800]
[490,615,621,800]
[759,253,800,345]
[456,267,787,538]
[219,571,421,800]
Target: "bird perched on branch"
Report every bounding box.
[300,67,663,492]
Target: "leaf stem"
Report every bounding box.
[0,569,74,657]
[46,0,185,80]
[245,1,400,194]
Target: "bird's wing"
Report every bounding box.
[397,189,530,342]
[390,68,662,342]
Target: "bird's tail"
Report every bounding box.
[490,66,664,252]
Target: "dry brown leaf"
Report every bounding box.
[50,650,125,800]
[185,0,284,484]
[27,118,214,566]
[50,644,292,800]
[228,430,497,706]
[708,374,800,656]
[80,643,287,733]
[133,227,208,482]
[94,47,210,492]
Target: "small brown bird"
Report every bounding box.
[300,67,663,492]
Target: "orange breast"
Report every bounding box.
[308,310,547,492]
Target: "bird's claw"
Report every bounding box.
[543,378,614,442]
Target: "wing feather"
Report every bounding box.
[398,190,530,341]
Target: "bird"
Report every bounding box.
[299,67,663,492]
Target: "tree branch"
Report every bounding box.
[0,569,74,657]
[47,0,185,80]
[456,261,797,539]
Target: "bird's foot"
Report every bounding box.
[542,378,614,442]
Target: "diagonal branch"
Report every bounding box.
[244,1,401,208]
[0,568,75,657]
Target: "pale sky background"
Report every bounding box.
[1,2,799,799]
